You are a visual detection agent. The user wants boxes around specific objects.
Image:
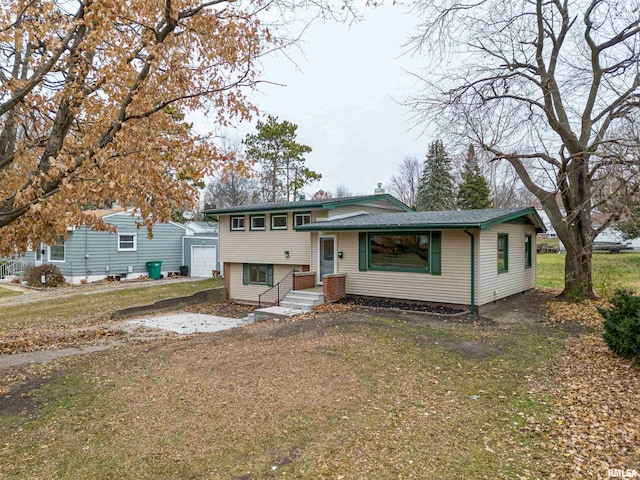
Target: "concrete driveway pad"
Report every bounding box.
[129,312,249,334]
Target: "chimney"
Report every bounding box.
[374,183,385,194]
[298,194,306,201]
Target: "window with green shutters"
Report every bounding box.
[242,264,274,286]
[358,231,441,275]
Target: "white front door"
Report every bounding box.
[191,245,217,277]
[318,236,336,284]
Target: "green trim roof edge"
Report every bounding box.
[294,207,547,233]
[204,194,412,215]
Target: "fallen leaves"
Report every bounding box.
[544,297,610,328]
[542,297,640,479]
[0,328,127,355]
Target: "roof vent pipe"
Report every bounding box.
[374,183,385,194]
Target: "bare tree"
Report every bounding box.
[388,155,421,208]
[204,137,260,209]
[335,184,353,197]
[408,0,640,299]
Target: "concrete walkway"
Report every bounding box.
[129,312,252,334]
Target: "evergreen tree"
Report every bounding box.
[457,144,493,209]
[416,140,457,211]
[244,115,319,202]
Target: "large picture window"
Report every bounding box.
[369,234,430,272]
[498,233,509,273]
[49,237,65,262]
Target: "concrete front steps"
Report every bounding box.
[279,290,324,310]
[250,290,325,322]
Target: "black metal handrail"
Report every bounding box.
[258,269,296,308]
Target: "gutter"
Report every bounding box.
[464,228,476,314]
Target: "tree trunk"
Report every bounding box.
[562,243,595,300]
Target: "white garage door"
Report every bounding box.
[191,246,217,277]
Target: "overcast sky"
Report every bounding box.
[193,3,436,197]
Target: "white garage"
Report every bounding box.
[191,245,217,277]
[183,235,219,278]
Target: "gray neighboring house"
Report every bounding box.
[17,209,219,284]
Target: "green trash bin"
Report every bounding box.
[146,260,162,279]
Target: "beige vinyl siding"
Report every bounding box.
[219,213,313,266]
[477,224,537,305]
[227,263,303,303]
[335,231,472,306]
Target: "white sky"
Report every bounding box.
[192,3,435,197]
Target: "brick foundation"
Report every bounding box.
[223,263,231,301]
[300,264,311,272]
[323,273,346,303]
[293,271,316,290]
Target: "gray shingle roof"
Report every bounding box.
[204,194,411,215]
[294,207,546,232]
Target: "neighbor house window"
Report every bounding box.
[525,234,532,268]
[230,216,245,231]
[250,215,266,231]
[498,233,509,273]
[294,213,311,227]
[369,234,430,272]
[271,214,288,230]
[118,233,137,252]
[242,263,274,286]
[49,237,65,262]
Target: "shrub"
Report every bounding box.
[598,289,640,364]
[25,264,66,288]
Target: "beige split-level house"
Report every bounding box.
[207,194,545,313]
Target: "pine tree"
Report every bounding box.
[416,140,457,211]
[457,144,493,209]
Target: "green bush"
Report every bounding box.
[25,264,66,287]
[598,289,640,364]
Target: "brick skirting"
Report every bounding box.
[323,273,346,303]
[293,271,316,290]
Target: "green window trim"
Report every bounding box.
[230,215,245,231]
[498,233,509,273]
[294,212,312,227]
[358,231,442,275]
[270,214,288,230]
[242,263,274,286]
[249,215,266,231]
[525,234,532,269]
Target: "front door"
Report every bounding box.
[34,244,44,266]
[319,236,336,284]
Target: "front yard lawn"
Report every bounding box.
[0,278,223,333]
[0,285,19,299]
[0,306,568,479]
